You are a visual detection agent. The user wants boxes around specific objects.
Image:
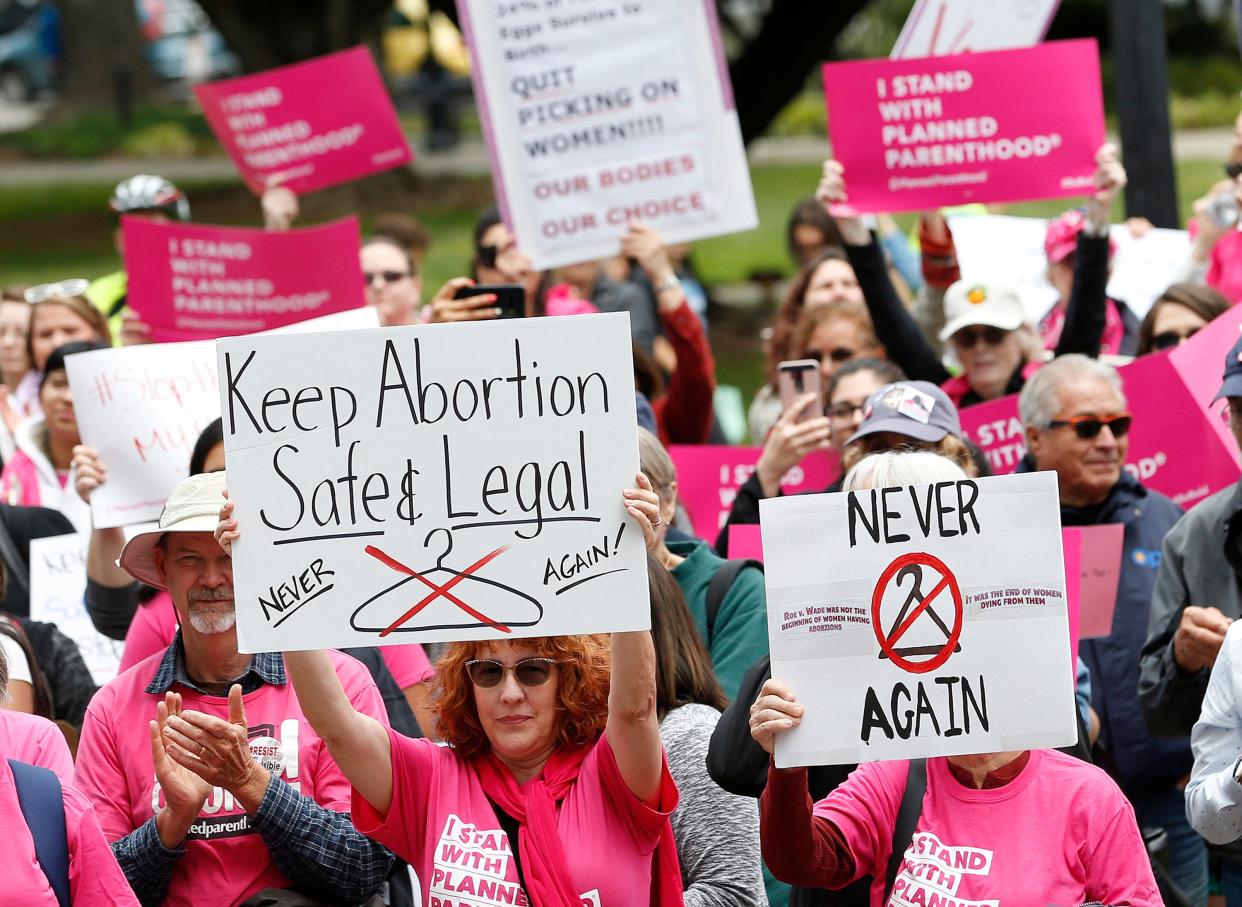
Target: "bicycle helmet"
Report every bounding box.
[109,174,190,221]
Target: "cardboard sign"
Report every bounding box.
[194,47,413,195]
[67,308,380,529]
[948,213,1192,321]
[823,40,1104,214]
[124,216,367,342]
[219,313,650,653]
[667,446,837,543]
[892,0,1062,58]
[762,472,1076,766]
[1064,524,1123,656]
[29,532,122,685]
[455,0,757,269]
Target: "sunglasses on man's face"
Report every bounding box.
[1149,328,1198,351]
[464,656,560,688]
[951,325,1007,349]
[1046,413,1133,440]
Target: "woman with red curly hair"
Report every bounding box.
[221,474,682,907]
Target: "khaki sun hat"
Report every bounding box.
[938,280,1026,342]
[119,472,227,590]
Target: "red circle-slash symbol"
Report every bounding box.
[871,552,963,674]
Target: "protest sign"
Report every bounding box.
[892,0,1062,58]
[67,308,381,529]
[455,0,757,270]
[667,446,836,544]
[194,47,412,195]
[29,532,122,685]
[124,215,367,342]
[823,40,1104,214]
[1064,524,1122,657]
[727,524,764,562]
[219,313,650,653]
[961,306,1242,508]
[948,213,1191,321]
[762,472,1076,766]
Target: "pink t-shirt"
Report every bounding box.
[75,648,388,907]
[118,592,432,686]
[0,756,138,906]
[1209,229,1242,304]
[354,728,678,907]
[817,749,1160,907]
[0,708,74,786]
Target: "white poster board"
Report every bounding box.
[456,0,757,270]
[892,0,1062,58]
[948,214,1190,322]
[29,532,123,685]
[218,313,650,653]
[67,307,381,529]
[761,471,1076,767]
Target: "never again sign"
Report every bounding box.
[760,471,1076,767]
[218,313,650,653]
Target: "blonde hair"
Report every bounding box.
[637,427,676,493]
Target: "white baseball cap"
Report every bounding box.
[938,280,1026,342]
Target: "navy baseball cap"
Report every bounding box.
[1216,335,1242,401]
[847,381,962,446]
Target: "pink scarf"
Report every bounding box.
[1040,297,1126,356]
[473,736,682,907]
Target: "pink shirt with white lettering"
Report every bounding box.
[0,756,138,906]
[75,648,387,907]
[816,749,1160,907]
[353,728,677,907]
[0,708,74,786]
[117,592,432,685]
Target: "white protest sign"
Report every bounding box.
[456,0,757,269]
[948,214,1190,322]
[218,313,649,653]
[67,307,382,529]
[761,471,1076,767]
[29,532,122,685]
[892,0,1062,58]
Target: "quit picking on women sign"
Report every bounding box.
[218,313,651,654]
[124,215,367,342]
[761,471,1076,767]
[823,39,1104,214]
[455,0,757,269]
[195,46,413,195]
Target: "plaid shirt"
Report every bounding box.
[113,635,393,906]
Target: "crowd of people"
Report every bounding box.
[2,104,1242,907]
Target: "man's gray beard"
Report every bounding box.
[187,607,237,635]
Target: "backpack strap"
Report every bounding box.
[8,758,69,907]
[884,758,927,900]
[0,511,29,596]
[705,559,763,647]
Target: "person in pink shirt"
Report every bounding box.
[0,642,138,905]
[217,473,685,907]
[749,451,1160,907]
[74,472,395,906]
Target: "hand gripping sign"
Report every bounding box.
[760,471,1076,767]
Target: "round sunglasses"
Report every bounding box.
[464,656,560,688]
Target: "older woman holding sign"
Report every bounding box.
[215,474,683,907]
[750,451,1158,907]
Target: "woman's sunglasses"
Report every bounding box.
[24,278,89,304]
[1150,329,1198,351]
[951,325,1007,349]
[806,347,857,366]
[464,656,560,688]
[1046,413,1133,440]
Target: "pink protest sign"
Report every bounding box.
[124,215,367,342]
[194,47,412,195]
[1064,524,1122,657]
[822,39,1104,213]
[727,524,764,562]
[668,446,837,543]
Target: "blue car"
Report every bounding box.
[0,0,58,103]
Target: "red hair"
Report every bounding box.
[432,635,611,758]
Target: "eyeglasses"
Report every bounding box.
[826,401,866,421]
[464,656,560,688]
[806,348,856,366]
[363,271,410,286]
[24,279,90,304]
[1225,162,1242,180]
[1150,329,1198,351]
[951,325,1007,349]
[1046,413,1133,440]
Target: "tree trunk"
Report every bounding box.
[58,0,156,110]
[196,0,392,73]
